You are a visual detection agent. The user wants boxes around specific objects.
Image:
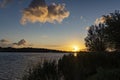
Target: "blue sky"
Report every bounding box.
[0,0,120,51]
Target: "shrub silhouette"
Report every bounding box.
[58,52,120,80]
[22,52,120,80]
[22,60,60,80]
[87,68,120,80]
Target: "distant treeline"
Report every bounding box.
[0,47,70,53]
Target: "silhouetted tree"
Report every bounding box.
[103,10,120,51]
[85,24,107,52]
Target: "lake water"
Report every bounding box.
[0,52,67,80]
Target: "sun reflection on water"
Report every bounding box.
[73,53,77,57]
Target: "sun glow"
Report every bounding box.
[73,45,80,52]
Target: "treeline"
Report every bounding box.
[22,52,120,80]
[0,47,69,53]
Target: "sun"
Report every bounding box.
[73,45,80,52]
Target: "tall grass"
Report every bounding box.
[22,52,120,80]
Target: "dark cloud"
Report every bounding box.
[13,39,27,46]
[17,39,27,46]
[13,39,33,48]
[21,0,70,24]
[0,39,32,48]
[0,39,9,43]
[0,39,10,47]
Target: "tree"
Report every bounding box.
[103,10,120,51]
[85,24,107,52]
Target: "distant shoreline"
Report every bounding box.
[0,47,71,53]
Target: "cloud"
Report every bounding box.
[85,26,90,30]
[21,0,70,24]
[80,16,83,20]
[12,39,33,48]
[94,17,106,25]
[0,39,11,47]
[13,39,27,46]
[0,39,9,43]
[18,39,26,45]
[0,39,32,48]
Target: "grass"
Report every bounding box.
[22,52,120,80]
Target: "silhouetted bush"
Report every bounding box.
[22,60,61,80]
[58,52,120,80]
[87,68,120,80]
[22,52,120,80]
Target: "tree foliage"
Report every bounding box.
[103,10,120,51]
[85,10,120,52]
[85,24,106,51]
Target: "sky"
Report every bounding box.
[0,0,120,51]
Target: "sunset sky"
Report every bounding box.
[0,0,120,51]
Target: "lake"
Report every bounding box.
[0,52,68,80]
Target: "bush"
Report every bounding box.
[22,52,120,80]
[87,68,120,80]
[22,60,60,80]
[58,52,120,80]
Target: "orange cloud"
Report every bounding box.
[21,0,70,24]
[94,17,106,25]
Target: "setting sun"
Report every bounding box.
[73,46,80,52]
